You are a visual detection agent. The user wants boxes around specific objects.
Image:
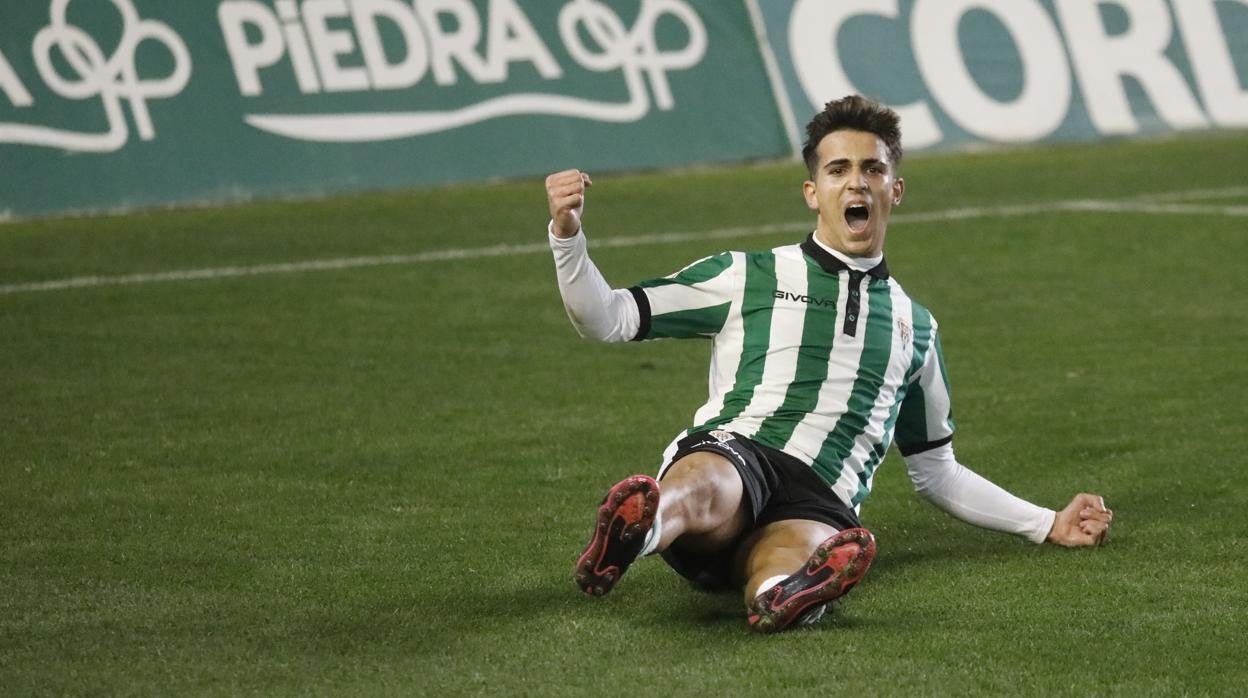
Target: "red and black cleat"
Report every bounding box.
[573,475,659,598]
[746,527,877,634]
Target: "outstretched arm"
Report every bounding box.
[895,323,1112,547]
[904,444,1112,547]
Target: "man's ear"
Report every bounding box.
[892,177,905,205]
[802,180,819,211]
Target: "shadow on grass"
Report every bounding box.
[604,573,896,636]
[379,563,916,655]
[442,547,976,637]
[661,592,876,634]
[401,522,1126,650]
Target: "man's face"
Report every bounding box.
[803,129,905,258]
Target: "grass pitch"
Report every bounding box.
[2,133,1247,696]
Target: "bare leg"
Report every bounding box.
[573,451,749,597]
[737,519,839,603]
[655,451,750,553]
[737,520,877,633]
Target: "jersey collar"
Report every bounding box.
[800,234,891,280]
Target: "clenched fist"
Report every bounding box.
[1047,493,1113,547]
[546,169,592,238]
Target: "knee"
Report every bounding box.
[662,452,743,523]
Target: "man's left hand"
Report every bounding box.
[1047,493,1113,547]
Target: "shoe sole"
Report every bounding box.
[747,527,876,633]
[573,475,659,597]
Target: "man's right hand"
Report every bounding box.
[546,169,592,238]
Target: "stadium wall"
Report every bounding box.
[2,0,1247,220]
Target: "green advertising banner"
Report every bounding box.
[751,0,1248,153]
[7,0,1248,220]
[0,0,791,219]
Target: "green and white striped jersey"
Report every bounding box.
[632,235,955,510]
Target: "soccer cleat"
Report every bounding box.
[746,527,877,634]
[573,475,659,598]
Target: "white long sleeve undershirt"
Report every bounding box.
[548,225,639,342]
[549,223,1056,543]
[904,443,1055,544]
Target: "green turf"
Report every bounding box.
[2,131,1247,696]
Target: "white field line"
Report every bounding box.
[1126,185,1248,202]
[2,190,1246,296]
[891,199,1248,223]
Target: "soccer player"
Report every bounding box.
[545,95,1113,634]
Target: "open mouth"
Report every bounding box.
[844,204,870,234]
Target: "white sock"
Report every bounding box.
[755,574,788,597]
[640,508,663,556]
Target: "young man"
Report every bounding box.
[545,95,1113,634]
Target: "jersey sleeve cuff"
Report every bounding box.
[628,286,651,341]
[897,435,953,457]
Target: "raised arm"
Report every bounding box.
[545,170,640,342]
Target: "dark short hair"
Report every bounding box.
[802,95,903,176]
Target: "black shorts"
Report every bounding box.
[656,430,861,590]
